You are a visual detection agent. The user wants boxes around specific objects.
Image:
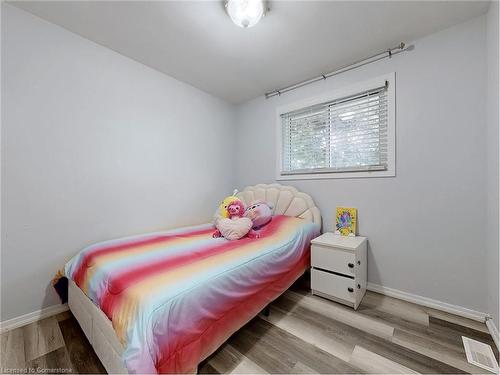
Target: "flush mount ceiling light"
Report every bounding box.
[225,0,267,28]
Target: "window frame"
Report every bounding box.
[276,72,396,180]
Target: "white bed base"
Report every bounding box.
[67,183,321,374]
[68,280,128,374]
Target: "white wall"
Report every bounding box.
[235,16,489,313]
[486,1,499,328]
[1,4,235,321]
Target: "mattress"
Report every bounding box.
[64,215,319,373]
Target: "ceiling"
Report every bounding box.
[11,1,490,103]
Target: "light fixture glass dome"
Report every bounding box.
[225,0,265,28]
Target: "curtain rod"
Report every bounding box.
[265,42,408,99]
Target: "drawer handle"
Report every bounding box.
[348,263,354,268]
[348,287,354,293]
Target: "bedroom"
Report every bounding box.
[0,0,499,374]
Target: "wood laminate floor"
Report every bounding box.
[1,277,498,374]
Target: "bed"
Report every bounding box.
[65,184,321,374]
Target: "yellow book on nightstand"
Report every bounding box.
[335,207,357,236]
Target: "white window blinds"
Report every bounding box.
[281,82,388,175]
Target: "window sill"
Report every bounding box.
[276,169,395,180]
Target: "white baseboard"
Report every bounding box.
[0,303,69,333]
[367,282,489,322]
[486,318,499,351]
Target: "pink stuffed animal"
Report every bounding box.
[227,200,245,219]
[212,199,252,239]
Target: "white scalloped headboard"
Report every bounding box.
[236,184,321,225]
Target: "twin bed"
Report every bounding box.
[64,184,321,374]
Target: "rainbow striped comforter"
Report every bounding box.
[65,215,319,374]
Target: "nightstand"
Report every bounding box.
[310,232,367,309]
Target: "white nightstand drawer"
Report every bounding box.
[311,268,356,303]
[311,244,355,276]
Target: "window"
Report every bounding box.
[277,73,395,180]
